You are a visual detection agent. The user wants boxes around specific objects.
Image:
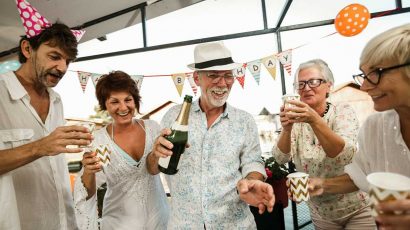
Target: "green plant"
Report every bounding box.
[264,156,289,180]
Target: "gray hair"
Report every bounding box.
[293,59,334,90]
[360,23,410,78]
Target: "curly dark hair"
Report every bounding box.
[95,71,141,113]
[18,22,78,63]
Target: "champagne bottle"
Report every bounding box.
[158,95,192,175]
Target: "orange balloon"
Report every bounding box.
[335,4,370,37]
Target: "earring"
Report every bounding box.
[326,92,330,98]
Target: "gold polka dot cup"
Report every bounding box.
[287,172,310,202]
[367,172,410,217]
[282,93,300,108]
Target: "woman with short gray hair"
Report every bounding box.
[273,59,375,229]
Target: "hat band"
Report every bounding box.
[194,57,234,69]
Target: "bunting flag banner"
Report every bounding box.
[233,65,246,89]
[247,60,262,85]
[91,73,103,87]
[186,73,198,96]
[262,55,277,80]
[77,71,91,93]
[130,75,144,91]
[278,49,293,76]
[171,73,186,96]
[71,29,86,42]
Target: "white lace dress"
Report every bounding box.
[73,119,169,230]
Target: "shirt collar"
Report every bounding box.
[192,99,231,118]
[4,71,61,102]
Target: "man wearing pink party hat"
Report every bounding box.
[0,1,90,229]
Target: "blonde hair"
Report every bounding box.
[360,23,410,77]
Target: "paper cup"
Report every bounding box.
[282,93,300,108]
[367,172,410,217]
[287,172,310,202]
[93,145,111,170]
[77,121,95,150]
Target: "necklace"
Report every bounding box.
[321,102,330,117]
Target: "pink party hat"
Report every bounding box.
[16,0,85,41]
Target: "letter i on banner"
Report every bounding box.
[171,73,186,97]
[77,71,91,93]
[186,73,198,96]
[262,55,277,81]
[247,60,261,85]
[278,49,293,77]
[130,75,144,91]
[233,64,246,89]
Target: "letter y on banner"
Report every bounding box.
[278,49,293,77]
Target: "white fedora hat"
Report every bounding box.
[187,42,243,71]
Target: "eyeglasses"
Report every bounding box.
[295,79,326,90]
[202,71,235,84]
[353,62,410,86]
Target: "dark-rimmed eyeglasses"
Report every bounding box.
[203,72,235,84]
[353,62,410,86]
[295,79,326,90]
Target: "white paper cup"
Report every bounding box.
[282,93,300,108]
[367,172,410,217]
[287,172,310,202]
[93,145,111,170]
[77,122,95,150]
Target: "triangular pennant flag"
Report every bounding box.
[247,60,262,85]
[130,75,144,91]
[16,0,51,38]
[186,73,198,96]
[77,71,91,93]
[233,65,246,89]
[171,73,186,96]
[262,55,277,80]
[71,29,86,42]
[278,49,292,76]
[91,73,103,87]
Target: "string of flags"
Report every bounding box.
[72,49,293,97]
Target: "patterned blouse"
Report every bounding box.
[273,102,369,220]
[162,100,266,229]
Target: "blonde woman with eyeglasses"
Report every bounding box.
[272,59,375,229]
[309,23,410,230]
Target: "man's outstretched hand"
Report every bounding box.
[237,179,275,214]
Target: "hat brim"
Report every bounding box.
[187,62,243,71]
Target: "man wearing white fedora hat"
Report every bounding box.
[148,41,275,229]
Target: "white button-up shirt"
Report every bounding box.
[345,110,410,192]
[0,71,78,230]
[162,100,266,229]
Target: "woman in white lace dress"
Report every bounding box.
[73,71,169,230]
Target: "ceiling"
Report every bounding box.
[0,0,203,60]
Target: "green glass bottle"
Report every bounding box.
[158,95,192,175]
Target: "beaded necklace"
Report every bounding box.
[321,102,330,117]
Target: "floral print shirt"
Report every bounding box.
[161,100,266,229]
[273,102,369,220]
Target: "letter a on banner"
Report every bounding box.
[130,75,144,91]
[278,49,292,77]
[77,71,91,93]
[186,73,198,96]
[91,73,103,87]
[233,65,246,89]
[171,73,186,96]
[262,55,277,81]
[247,60,261,85]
